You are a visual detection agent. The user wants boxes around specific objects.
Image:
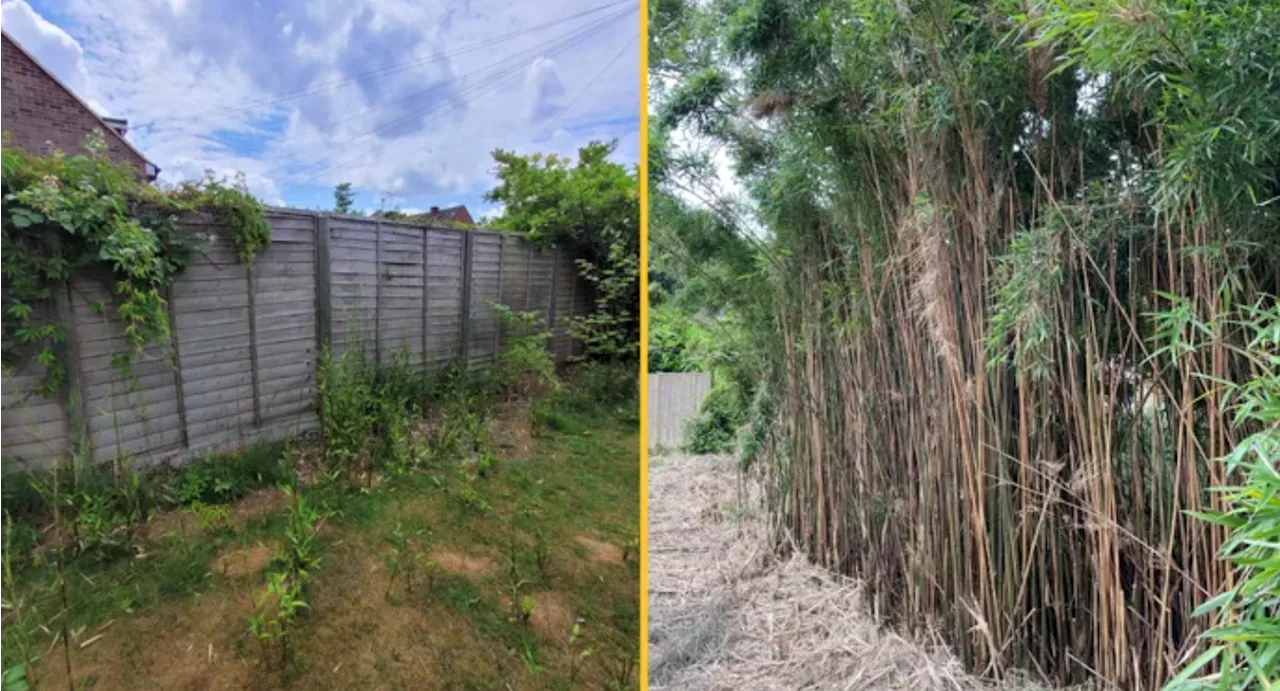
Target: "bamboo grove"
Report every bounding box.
[649,0,1280,688]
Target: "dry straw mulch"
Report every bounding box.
[648,453,1052,691]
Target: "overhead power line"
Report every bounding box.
[136,0,637,129]
[275,5,636,186]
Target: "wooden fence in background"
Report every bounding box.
[647,372,712,451]
[1,208,592,470]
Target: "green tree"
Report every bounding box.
[333,182,355,215]
[485,141,639,361]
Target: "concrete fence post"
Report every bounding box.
[460,230,474,364]
[315,214,333,351]
[245,261,263,428]
[374,219,383,367]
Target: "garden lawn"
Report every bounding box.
[7,402,639,690]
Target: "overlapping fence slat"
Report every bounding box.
[1,209,592,471]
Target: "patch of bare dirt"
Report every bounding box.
[428,549,494,577]
[229,488,288,521]
[491,400,535,461]
[212,542,276,578]
[137,488,289,544]
[575,534,624,564]
[528,591,577,643]
[292,550,496,689]
[33,590,256,691]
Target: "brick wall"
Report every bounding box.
[1,34,148,175]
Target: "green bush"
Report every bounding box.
[492,303,559,399]
[684,379,745,454]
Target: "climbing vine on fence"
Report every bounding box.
[0,132,271,396]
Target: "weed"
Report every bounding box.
[621,533,640,563]
[568,621,593,685]
[520,637,545,675]
[186,502,231,534]
[518,595,537,624]
[474,451,499,480]
[316,345,376,484]
[383,522,428,599]
[172,442,287,506]
[456,467,491,515]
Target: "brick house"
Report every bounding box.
[1,31,158,179]
[424,204,474,225]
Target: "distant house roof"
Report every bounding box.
[424,205,474,225]
[1,31,159,179]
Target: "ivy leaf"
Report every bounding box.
[5,302,33,322]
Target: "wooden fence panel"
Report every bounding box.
[376,222,426,366]
[329,216,379,361]
[647,372,713,450]
[1,302,70,469]
[425,229,464,368]
[1,208,598,470]
[253,212,319,440]
[467,231,503,369]
[170,225,256,457]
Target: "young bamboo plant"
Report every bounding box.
[383,522,428,600]
[247,570,308,671]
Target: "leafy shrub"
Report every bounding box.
[492,304,559,399]
[684,378,745,454]
[316,345,377,481]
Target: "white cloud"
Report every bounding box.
[525,55,566,123]
[40,0,639,209]
[1,0,106,113]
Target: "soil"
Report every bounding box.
[428,549,494,577]
[212,542,277,578]
[527,591,577,644]
[490,400,535,461]
[32,591,256,691]
[139,488,288,543]
[575,534,625,564]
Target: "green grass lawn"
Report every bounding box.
[3,401,639,690]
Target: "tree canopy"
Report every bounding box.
[485,141,640,361]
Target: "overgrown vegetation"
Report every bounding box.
[1,133,271,394]
[2,330,639,688]
[651,0,1280,688]
[486,141,640,363]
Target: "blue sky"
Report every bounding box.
[2,0,640,220]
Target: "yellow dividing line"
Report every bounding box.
[637,0,651,687]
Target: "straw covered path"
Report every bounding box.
[647,453,1049,691]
